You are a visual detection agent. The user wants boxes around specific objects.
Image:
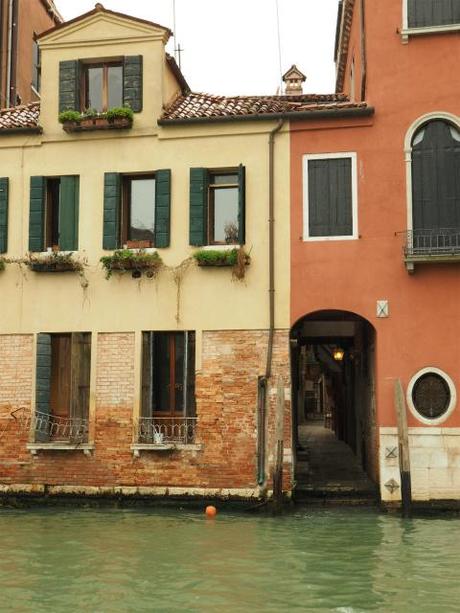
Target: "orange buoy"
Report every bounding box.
[205,505,217,518]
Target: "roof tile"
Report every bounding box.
[0,103,40,131]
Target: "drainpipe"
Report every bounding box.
[6,0,13,107]
[257,118,284,486]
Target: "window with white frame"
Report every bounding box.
[303,153,358,241]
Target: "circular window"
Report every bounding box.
[407,367,457,425]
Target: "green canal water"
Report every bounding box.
[0,506,459,612]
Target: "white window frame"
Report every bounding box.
[401,0,460,43]
[302,152,358,242]
[406,367,457,426]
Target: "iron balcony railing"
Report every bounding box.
[404,228,460,257]
[33,411,89,443]
[135,416,197,445]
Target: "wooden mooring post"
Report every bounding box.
[394,379,412,518]
[272,376,285,514]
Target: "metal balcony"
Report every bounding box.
[403,228,460,272]
[135,416,197,446]
[33,411,89,443]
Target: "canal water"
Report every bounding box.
[0,506,459,612]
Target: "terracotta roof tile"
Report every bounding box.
[161,92,367,122]
[0,103,40,131]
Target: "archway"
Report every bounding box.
[290,310,378,500]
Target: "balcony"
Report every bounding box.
[27,411,91,454]
[132,416,199,455]
[403,228,460,273]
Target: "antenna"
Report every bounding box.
[172,0,184,69]
[275,0,283,93]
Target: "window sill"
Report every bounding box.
[200,244,241,251]
[401,23,460,42]
[131,443,203,457]
[62,117,133,133]
[404,252,460,273]
[302,235,358,242]
[27,443,94,456]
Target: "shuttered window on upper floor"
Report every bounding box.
[407,0,460,28]
[59,55,143,114]
[303,154,357,240]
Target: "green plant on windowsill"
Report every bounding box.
[193,247,250,280]
[5,251,89,288]
[105,106,134,123]
[100,249,163,280]
[58,110,81,124]
[59,106,134,132]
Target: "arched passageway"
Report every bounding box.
[290,310,378,501]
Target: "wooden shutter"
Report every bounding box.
[70,333,91,429]
[308,158,353,237]
[408,0,460,28]
[123,56,143,113]
[59,176,79,251]
[189,168,208,246]
[59,60,80,113]
[186,331,196,417]
[103,173,121,249]
[29,176,45,252]
[141,332,153,418]
[154,169,171,248]
[412,121,460,231]
[238,164,246,244]
[35,333,51,443]
[0,178,8,253]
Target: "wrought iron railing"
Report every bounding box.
[404,228,460,257]
[33,411,89,443]
[135,416,197,445]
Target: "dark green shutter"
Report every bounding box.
[59,176,79,251]
[189,168,208,246]
[238,164,246,245]
[123,56,143,112]
[154,169,171,248]
[35,333,51,443]
[103,173,121,250]
[29,176,45,252]
[0,178,9,253]
[59,60,80,112]
[408,0,460,28]
[308,158,353,237]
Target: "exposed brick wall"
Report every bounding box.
[0,330,293,497]
[0,335,33,412]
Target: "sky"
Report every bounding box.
[54,0,340,96]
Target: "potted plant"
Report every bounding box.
[106,106,134,128]
[58,110,81,132]
[25,251,85,273]
[100,249,163,279]
[193,247,250,280]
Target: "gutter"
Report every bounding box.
[0,126,42,135]
[257,118,284,487]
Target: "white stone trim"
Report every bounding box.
[302,152,358,242]
[406,367,457,426]
[404,112,460,235]
[27,443,94,456]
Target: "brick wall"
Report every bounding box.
[0,330,292,497]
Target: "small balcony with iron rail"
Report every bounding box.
[402,228,460,273]
[131,416,201,456]
[26,411,93,455]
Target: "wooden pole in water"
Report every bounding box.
[394,379,412,518]
[273,376,285,513]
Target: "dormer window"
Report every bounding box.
[83,61,123,112]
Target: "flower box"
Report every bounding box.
[100,250,163,279]
[26,253,84,274]
[62,116,132,133]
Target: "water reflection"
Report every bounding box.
[0,508,459,612]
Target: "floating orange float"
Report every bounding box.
[205,505,217,518]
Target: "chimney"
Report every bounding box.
[282,65,307,95]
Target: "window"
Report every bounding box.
[35,333,91,443]
[189,165,246,247]
[139,331,196,444]
[32,38,40,93]
[59,56,143,114]
[407,367,457,425]
[303,153,358,241]
[29,176,79,252]
[82,62,123,112]
[410,120,460,254]
[103,170,171,250]
[407,0,460,28]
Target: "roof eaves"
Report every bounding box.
[166,54,191,95]
[335,0,356,93]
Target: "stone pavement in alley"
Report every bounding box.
[295,422,378,503]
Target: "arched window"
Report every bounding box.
[411,120,460,250]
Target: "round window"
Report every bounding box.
[407,367,457,425]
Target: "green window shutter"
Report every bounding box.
[189,168,208,246]
[0,178,9,253]
[59,176,79,251]
[123,56,143,113]
[141,331,154,420]
[238,164,246,245]
[154,169,171,248]
[35,333,51,443]
[29,176,45,252]
[103,173,121,250]
[308,158,353,237]
[59,60,80,113]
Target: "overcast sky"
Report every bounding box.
[54,0,340,96]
